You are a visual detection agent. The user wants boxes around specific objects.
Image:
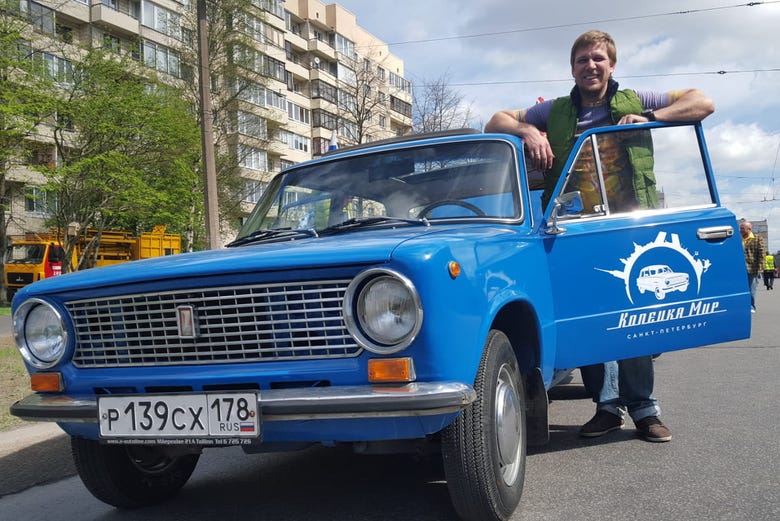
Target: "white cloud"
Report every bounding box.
[707,121,779,172]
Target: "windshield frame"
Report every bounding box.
[236,136,524,242]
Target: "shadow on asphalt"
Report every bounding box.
[0,434,75,496]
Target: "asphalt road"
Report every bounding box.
[0,289,778,520]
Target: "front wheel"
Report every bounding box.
[442,329,526,521]
[71,437,200,508]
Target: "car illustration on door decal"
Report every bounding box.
[636,264,690,300]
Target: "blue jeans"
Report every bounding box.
[748,272,760,310]
[580,356,660,422]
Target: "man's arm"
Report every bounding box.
[485,110,554,170]
[618,88,715,125]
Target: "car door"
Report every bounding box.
[544,122,751,369]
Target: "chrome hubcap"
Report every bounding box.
[495,364,522,485]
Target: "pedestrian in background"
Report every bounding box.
[763,253,775,290]
[739,220,765,312]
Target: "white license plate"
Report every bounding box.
[98,393,259,440]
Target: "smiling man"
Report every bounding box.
[485,29,714,211]
[484,29,715,442]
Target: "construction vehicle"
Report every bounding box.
[3,226,181,301]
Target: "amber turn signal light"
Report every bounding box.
[31,373,64,392]
[368,357,416,383]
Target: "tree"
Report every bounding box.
[43,49,201,272]
[335,52,393,146]
[178,0,274,243]
[0,2,57,300]
[412,72,475,133]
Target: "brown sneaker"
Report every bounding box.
[579,410,624,437]
[635,416,672,442]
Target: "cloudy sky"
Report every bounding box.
[334,0,780,251]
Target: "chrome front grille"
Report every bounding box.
[68,280,360,368]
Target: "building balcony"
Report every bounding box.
[50,0,90,23]
[90,3,140,36]
[307,38,336,61]
[286,59,309,82]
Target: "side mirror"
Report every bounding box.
[545,191,583,235]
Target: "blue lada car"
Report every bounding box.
[10,122,750,521]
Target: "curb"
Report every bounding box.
[0,422,76,497]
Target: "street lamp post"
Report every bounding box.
[197,0,221,249]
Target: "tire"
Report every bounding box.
[441,329,526,521]
[71,437,199,508]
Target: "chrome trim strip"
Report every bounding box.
[10,382,476,424]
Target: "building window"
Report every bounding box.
[103,34,121,53]
[337,62,356,87]
[286,101,310,125]
[311,80,338,103]
[312,109,337,130]
[334,33,354,57]
[238,144,268,171]
[278,129,311,152]
[142,41,181,77]
[389,72,411,94]
[233,46,285,82]
[244,179,267,203]
[339,120,358,142]
[236,12,283,48]
[236,81,286,111]
[237,111,268,139]
[25,187,54,215]
[338,90,356,112]
[142,2,182,40]
[379,115,387,128]
[22,1,55,35]
[390,95,412,117]
[252,0,284,19]
[36,52,73,83]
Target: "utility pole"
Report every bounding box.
[197,0,221,249]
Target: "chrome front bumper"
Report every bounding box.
[10,382,476,423]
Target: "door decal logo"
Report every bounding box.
[597,231,710,304]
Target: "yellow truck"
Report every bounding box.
[3,227,181,301]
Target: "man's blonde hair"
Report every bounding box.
[570,30,617,66]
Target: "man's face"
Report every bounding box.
[571,43,615,98]
[740,223,750,237]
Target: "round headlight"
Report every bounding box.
[344,269,422,354]
[14,299,68,369]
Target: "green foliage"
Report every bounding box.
[0,10,57,170]
[41,49,202,262]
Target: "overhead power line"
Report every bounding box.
[434,68,780,88]
[375,1,778,47]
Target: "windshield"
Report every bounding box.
[5,244,46,264]
[237,140,521,240]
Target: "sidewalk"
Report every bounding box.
[0,317,75,496]
[0,422,75,496]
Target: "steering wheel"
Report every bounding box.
[418,199,486,218]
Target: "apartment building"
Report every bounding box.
[5,0,413,236]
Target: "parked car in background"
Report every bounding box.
[10,122,750,521]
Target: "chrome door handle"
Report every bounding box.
[697,226,734,240]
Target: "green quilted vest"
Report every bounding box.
[543,89,657,210]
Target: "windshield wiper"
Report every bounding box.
[226,228,318,247]
[320,216,430,235]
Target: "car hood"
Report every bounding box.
[16,225,517,298]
